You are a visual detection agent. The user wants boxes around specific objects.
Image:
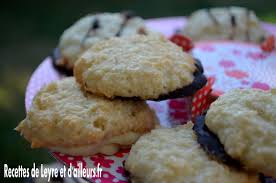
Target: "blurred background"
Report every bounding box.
[1,0,276,182]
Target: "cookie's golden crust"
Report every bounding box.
[16,78,157,155]
[206,89,276,177]
[125,122,259,183]
[74,35,196,99]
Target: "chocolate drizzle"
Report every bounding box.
[229,8,237,40]
[81,17,100,47]
[206,9,218,26]
[91,19,100,30]
[204,8,255,41]
[115,11,136,37]
[230,14,236,27]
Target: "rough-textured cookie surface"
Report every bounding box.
[16,77,157,156]
[125,122,259,183]
[183,7,267,43]
[57,12,153,70]
[206,89,276,177]
[74,35,198,100]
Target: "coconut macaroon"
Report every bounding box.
[205,89,276,178]
[74,35,206,100]
[16,77,157,156]
[125,122,259,183]
[182,7,267,43]
[53,12,154,74]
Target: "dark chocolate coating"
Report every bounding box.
[194,58,204,75]
[153,73,207,101]
[114,58,207,101]
[193,115,242,169]
[194,115,276,182]
[152,58,207,101]
[51,48,73,76]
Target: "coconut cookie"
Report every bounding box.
[205,89,276,177]
[16,77,157,156]
[74,35,207,100]
[182,7,267,43]
[53,12,154,74]
[125,122,259,183]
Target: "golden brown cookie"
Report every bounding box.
[16,77,157,156]
[74,35,206,100]
[205,89,276,177]
[125,122,259,183]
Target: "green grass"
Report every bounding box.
[261,12,276,23]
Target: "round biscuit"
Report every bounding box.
[125,122,259,183]
[74,35,197,100]
[16,77,157,155]
[206,89,276,177]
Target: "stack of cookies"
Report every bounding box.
[16,34,207,156]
